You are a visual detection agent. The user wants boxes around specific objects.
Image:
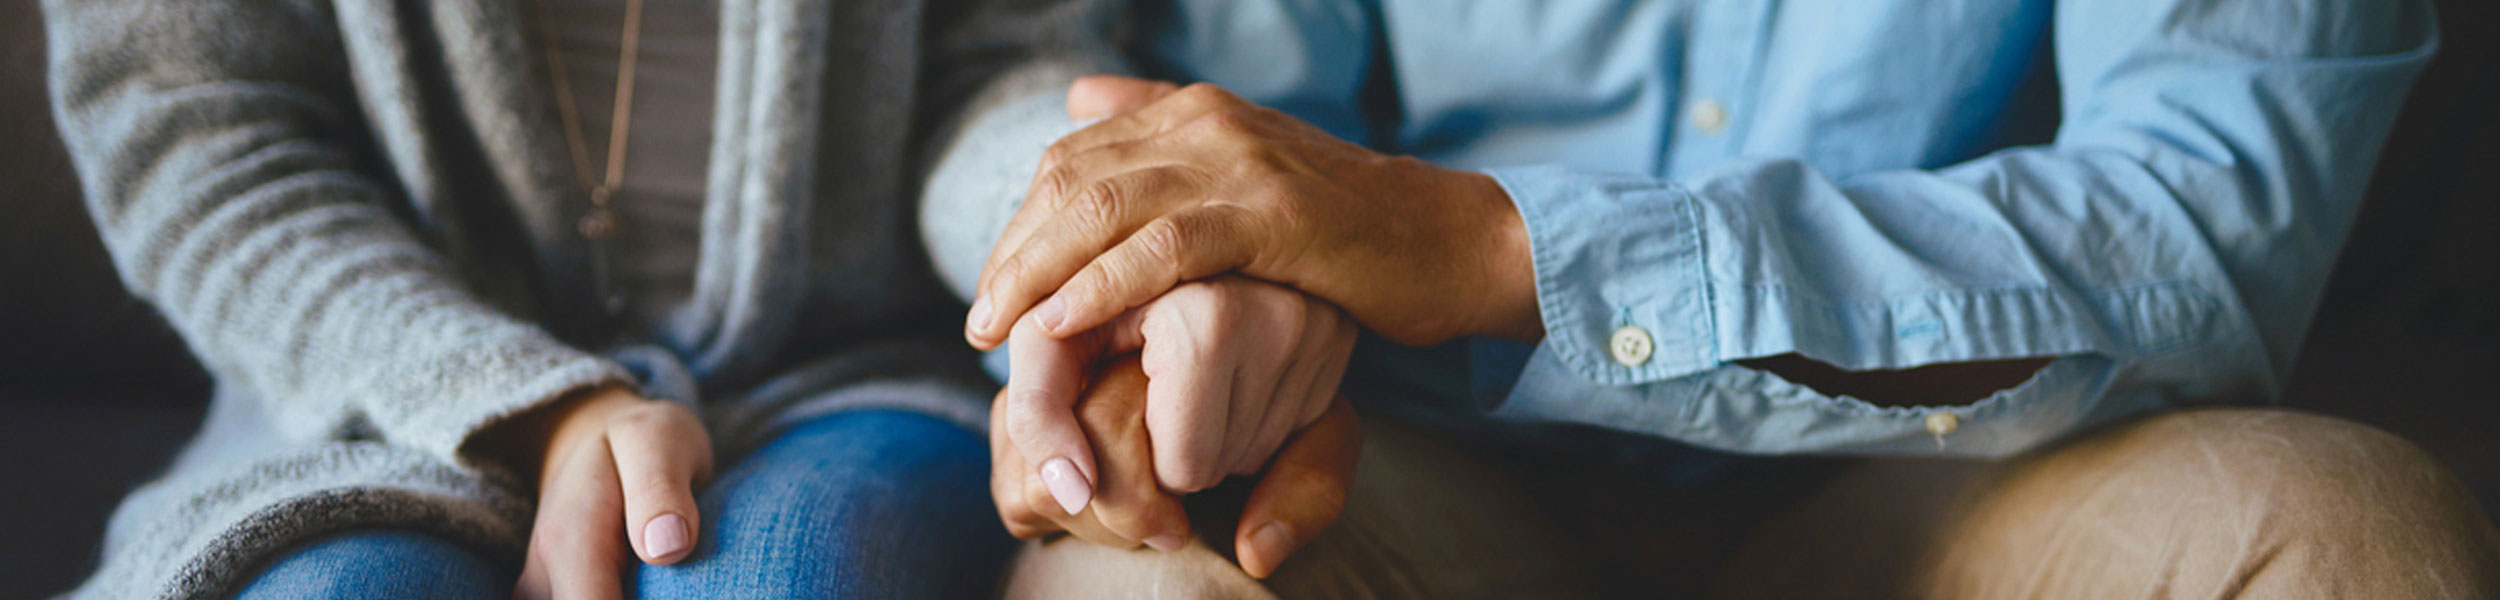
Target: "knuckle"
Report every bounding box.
[1204,109,1252,133]
[1274,296,1310,335]
[996,498,1035,523]
[1176,112,1229,141]
[1174,82,1232,107]
[1158,452,1223,492]
[608,403,671,428]
[1074,403,1128,440]
[1004,521,1048,540]
[1074,179,1126,230]
[1208,286,1246,322]
[1039,141,1078,175]
[990,473,1018,502]
[999,504,1051,539]
[1034,164,1081,209]
[1023,479,1064,517]
[1132,217,1190,265]
[1176,467,1223,493]
[1070,265,1130,311]
[1258,183,1309,224]
[1003,395,1065,441]
[989,253,1034,297]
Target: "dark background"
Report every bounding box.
[2,1,2493,598]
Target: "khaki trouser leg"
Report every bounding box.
[1717,408,2500,599]
[1004,407,2500,599]
[1000,416,1591,599]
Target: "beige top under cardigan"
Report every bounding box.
[44,0,1130,597]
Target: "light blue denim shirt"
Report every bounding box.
[1125,0,2437,456]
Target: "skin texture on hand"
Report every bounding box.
[963,78,1542,354]
[492,386,714,600]
[998,276,1356,519]
[991,356,1360,579]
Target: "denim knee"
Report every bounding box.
[236,529,504,600]
[635,409,1015,598]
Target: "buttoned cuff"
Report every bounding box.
[1484,166,1718,385]
[1490,348,2149,456]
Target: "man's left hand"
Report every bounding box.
[963,78,1546,351]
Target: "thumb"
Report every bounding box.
[609,402,713,565]
[1068,75,1182,121]
[1234,399,1361,579]
[1004,312,1107,517]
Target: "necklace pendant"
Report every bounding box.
[579,206,620,240]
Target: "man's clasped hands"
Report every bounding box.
[966,76,1546,577]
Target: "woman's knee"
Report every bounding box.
[236,530,504,600]
[636,410,1013,598]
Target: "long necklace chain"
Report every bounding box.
[537,0,646,240]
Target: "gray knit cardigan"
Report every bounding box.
[44,0,1124,597]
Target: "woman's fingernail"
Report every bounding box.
[1034,296,1068,333]
[1250,522,1293,565]
[644,513,690,559]
[1041,457,1092,515]
[1145,534,1186,552]
[966,296,993,334]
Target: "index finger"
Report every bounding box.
[514,437,630,600]
[968,84,1242,345]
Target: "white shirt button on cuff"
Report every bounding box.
[1610,325,1655,366]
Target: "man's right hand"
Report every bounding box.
[992,356,1361,579]
[502,386,715,600]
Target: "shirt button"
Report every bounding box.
[1925,412,1961,437]
[1609,326,1655,366]
[1688,99,1729,134]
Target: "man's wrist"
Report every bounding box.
[1450,169,1545,342]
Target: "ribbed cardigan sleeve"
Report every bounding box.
[45,0,628,469]
[918,0,1135,302]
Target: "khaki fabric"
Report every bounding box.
[1004,408,2500,599]
[1001,417,1590,599]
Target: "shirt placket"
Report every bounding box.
[1663,0,1776,178]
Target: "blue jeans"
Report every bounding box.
[236,410,1014,599]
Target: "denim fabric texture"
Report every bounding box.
[235,410,1012,599]
[237,531,506,600]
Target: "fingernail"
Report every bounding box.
[1034,296,1068,333]
[1250,522,1293,564]
[1144,534,1186,552]
[644,513,690,559]
[1041,457,1092,515]
[966,296,993,334]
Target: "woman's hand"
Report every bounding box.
[995,276,1356,517]
[992,356,1361,578]
[503,387,714,600]
[962,77,1543,352]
